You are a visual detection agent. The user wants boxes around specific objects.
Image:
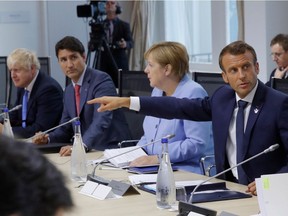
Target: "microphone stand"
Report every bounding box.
[178,144,279,216]
[24,117,79,142]
[188,143,279,203]
[0,105,23,117]
[87,134,175,185]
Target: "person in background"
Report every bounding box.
[0,134,73,216]
[33,36,131,156]
[96,0,133,87]
[87,41,288,196]
[266,33,288,86]
[104,0,133,71]
[129,41,213,173]
[0,48,63,139]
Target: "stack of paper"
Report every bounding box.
[256,173,288,216]
[103,146,147,168]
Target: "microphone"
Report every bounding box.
[178,144,279,216]
[0,105,23,117]
[87,134,175,185]
[24,116,79,142]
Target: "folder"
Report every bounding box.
[137,181,252,203]
[128,165,178,174]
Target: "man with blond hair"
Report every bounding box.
[0,48,63,138]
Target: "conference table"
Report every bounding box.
[44,151,260,216]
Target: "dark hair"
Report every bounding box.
[270,33,288,51]
[0,135,73,216]
[55,36,85,58]
[219,40,257,72]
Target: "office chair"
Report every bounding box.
[118,70,152,97]
[38,57,51,76]
[0,57,9,107]
[192,72,226,97]
[271,77,288,94]
[200,154,216,177]
[117,70,153,147]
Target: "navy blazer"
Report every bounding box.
[110,17,133,70]
[9,71,63,138]
[139,81,288,185]
[49,67,131,150]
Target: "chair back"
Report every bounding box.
[118,70,153,142]
[0,56,9,107]
[271,77,288,94]
[192,72,226,97]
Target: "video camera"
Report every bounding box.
[77,1,108,52]
[77,0,107,20]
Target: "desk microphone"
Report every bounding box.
[178,144,279,216]
[0,105,22,117]
[87,134,175,185]
[25,117,79,142]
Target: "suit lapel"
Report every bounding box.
[79,69,91,115]
[66,84,77,117]
[242,82,265,160]
[26,72,43,114]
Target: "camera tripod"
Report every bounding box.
[86,31,119,88]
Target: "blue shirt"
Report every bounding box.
[137,74,214,173]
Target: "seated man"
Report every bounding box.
[34,36,131,155]
[88,41,288,196]
[0,48,63,139]
[0,134,73,216]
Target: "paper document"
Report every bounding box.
[103,146,147,168]
[256,173,288,216]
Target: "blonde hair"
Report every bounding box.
[7,48,40,71]
[144,41,189,79]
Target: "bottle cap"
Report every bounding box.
[161,138,168,143]
[74,120,81,126]
[3,107,8,113]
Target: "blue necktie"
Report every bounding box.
[22,90,29,128]
[236,100,248,183]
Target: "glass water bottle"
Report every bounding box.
[156,137,176,209]
[2,108,14,138]
[71,120,87,182]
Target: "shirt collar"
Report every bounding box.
[235,80,258,104]
[72,65,87,87]
[25,70,39,92]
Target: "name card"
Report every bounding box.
[80,180,117,200]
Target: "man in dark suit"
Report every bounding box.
[104,0,133,71]
[88,41,288,195]
[0,48,63,139]
[94,0,133,87]
[266,33,288,86]
[34,36,131,156]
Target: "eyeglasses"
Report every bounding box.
[270,52,285,58]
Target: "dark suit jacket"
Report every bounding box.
[265,68,288,87]
[9,71,63,138]
[265,68,277,87]
[110,17,133,70]
[139,81,288,185]
[49,67,131,150]
[99,18,133,87]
